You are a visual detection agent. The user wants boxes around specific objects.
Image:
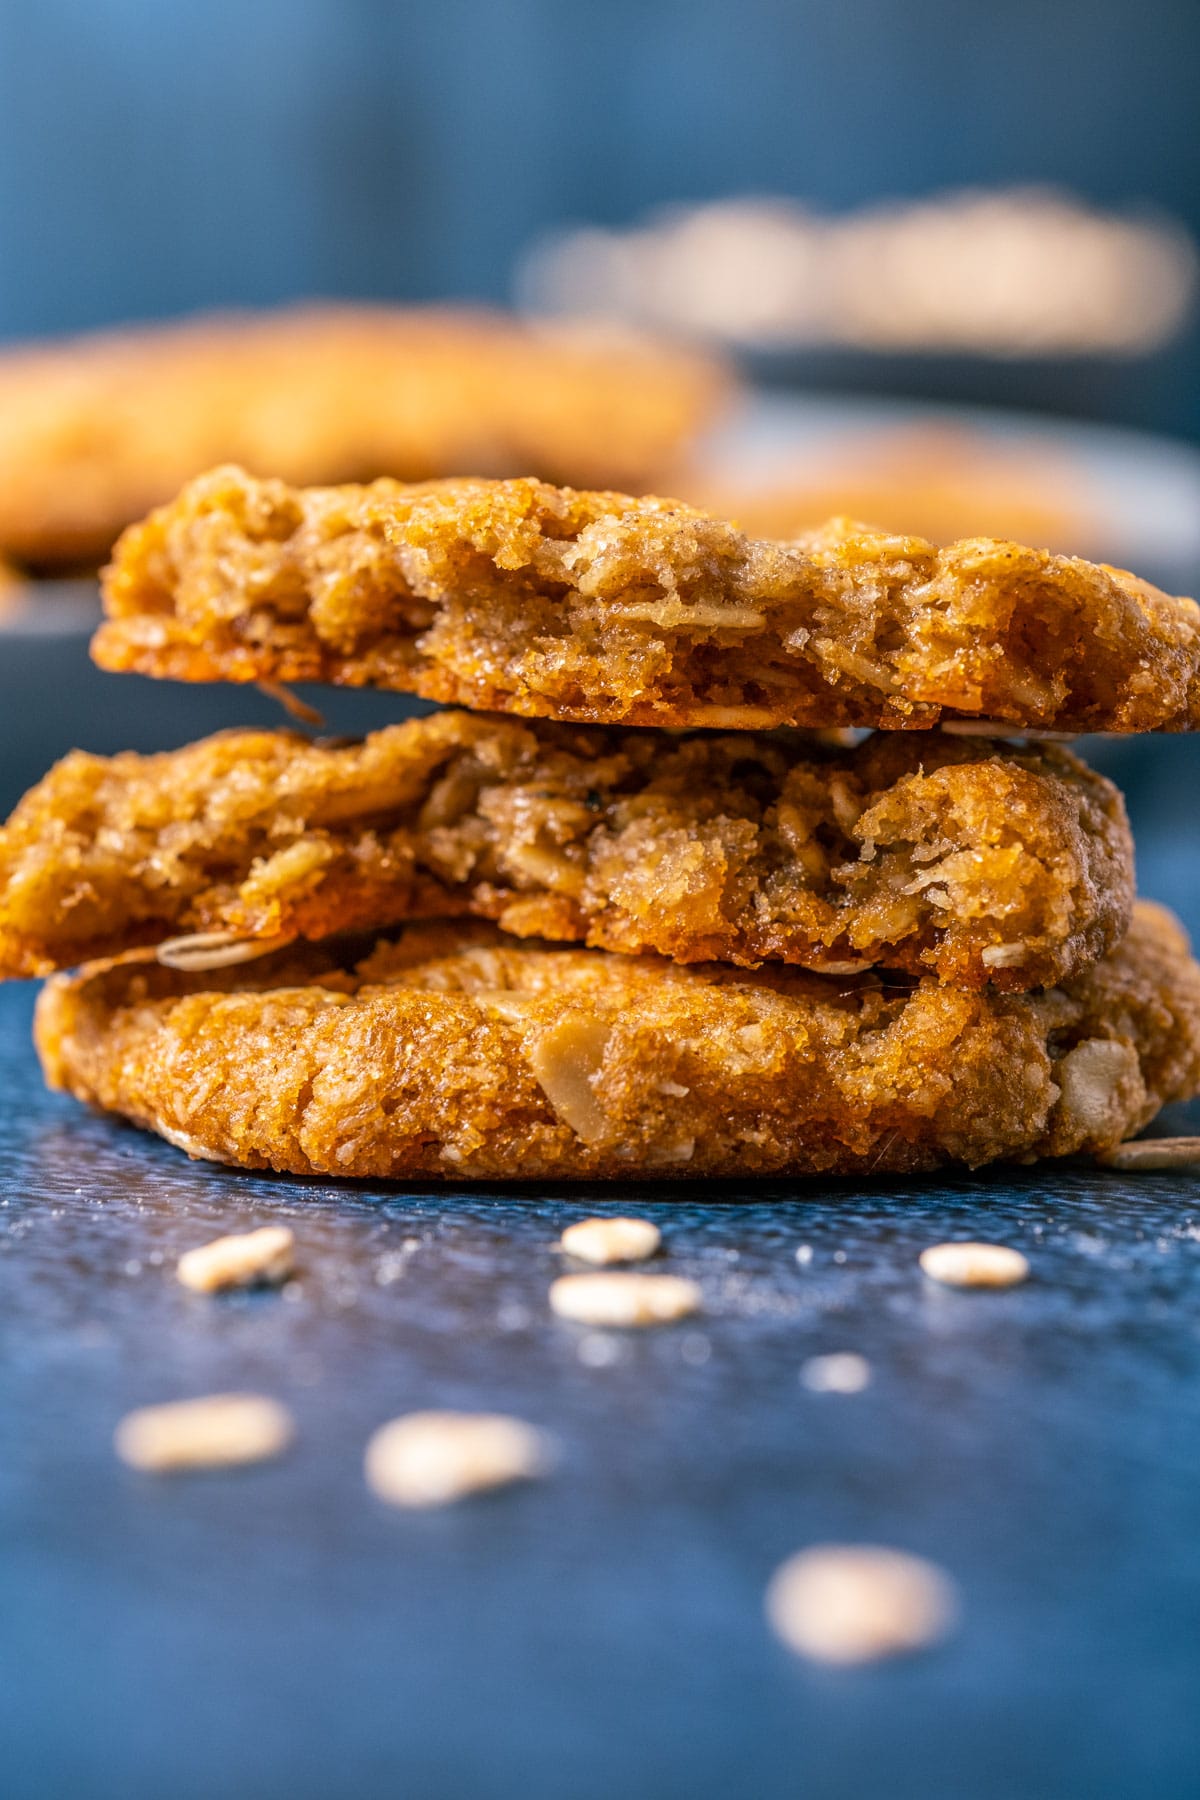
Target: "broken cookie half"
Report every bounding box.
[0,711,1133,991]
[95,467,1200,732]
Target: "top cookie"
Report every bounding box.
[96,467,1200,733]
[0,306,728,569]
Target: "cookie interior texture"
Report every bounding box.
[35,903,1200,1180]
[0,307,729,569]
[95,468,1200,732]
[0,714,1132,990]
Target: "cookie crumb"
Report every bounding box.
[256,679,325,727]
[919,1242,1029,1288]
[364,1411,552,1508]
[558,1216,661,1265]
[801,1352,871,1394]
[549,1271,701,1327]
[766,1545,958,1663]
[114,1394,294,1472]
[177,1225,295,1293]
[1096,1135,1200,1171]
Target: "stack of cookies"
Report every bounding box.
[2,466,1200,1179]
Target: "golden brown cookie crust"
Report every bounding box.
[95,468,1200,733]
[34,904,1200,1181]
[0,307,729,569]
[0,714,1132,990]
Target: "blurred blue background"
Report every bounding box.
[1,0,1199,435]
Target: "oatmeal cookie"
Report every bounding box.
[0,307,729,569]
[95,468,1200,733]
[0,714,1132,990]
[34,904,1200,1180]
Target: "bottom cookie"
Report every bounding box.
[35,903,1200,1180]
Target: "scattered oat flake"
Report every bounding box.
[801,1352,871,1394]
[919,1242,1029,1288]
[114,1394,294,1473]
[1096,1136,1200,1172]
[176,1225,295,1293]
[558,1216,661,1265]
[766,1545,959,1664]
[364,1411,552,1508]
[549,1271,701,1327]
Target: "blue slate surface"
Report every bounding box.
[2,629,1200,1799]
[3,981,1200,1799]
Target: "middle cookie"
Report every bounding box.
[0,712,1132,990]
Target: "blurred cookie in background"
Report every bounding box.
[0,557,19,622]
[674,423,1100,555]
[0,304,732,572]
[520,189,1198,361]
